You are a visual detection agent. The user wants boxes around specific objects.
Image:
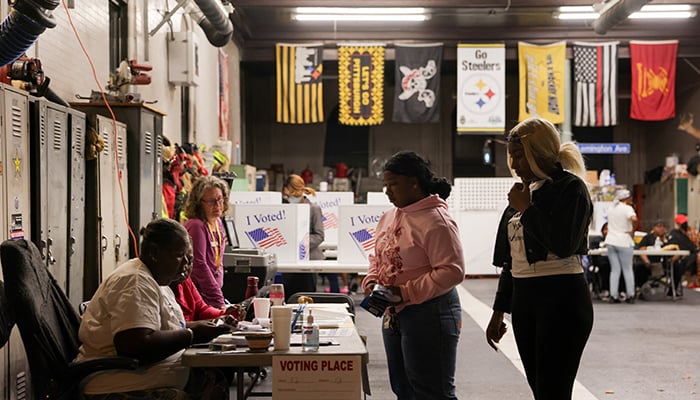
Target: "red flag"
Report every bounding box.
[630,40,677,121]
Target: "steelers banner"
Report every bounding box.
[276,43,324,124]
[456,43,505,133]
[338,44,385,126]
[518,41,566,124]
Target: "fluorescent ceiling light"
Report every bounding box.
[293,7,428,22]
[555,3,695,20]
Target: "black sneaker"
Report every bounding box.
[625,298,635,304]
[609,297,621,303]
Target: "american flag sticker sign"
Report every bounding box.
[245,227,288,249]
[350,228,376,257]
[322,212,338,230]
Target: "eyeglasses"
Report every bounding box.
[202,197,224,206]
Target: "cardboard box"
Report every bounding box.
[232,204,310,263]
[309,192,355,247]
[230,164,257,191]
[229,191,282,205]
[337,204,392,263]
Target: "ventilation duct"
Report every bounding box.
[190,0,233,47]
[0,0,60,66]
[592,0,652,35]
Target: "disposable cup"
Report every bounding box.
[270,305,293,351]
[253,298,271,319]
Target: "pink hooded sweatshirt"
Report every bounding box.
[364,194,465,311]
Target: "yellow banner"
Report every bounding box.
[518,41,566,124]
[338,45,385,126]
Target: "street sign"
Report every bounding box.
[577,143,631,154]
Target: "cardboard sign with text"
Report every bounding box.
[309,191,354,246]
[337,205,391,263]
[272,355,362,399]
[232,204,309,263]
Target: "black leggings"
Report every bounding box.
[511,273,593,400]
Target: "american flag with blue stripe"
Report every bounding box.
[245,227,287,249]
[322,212,338,230]
[350,228,376,253]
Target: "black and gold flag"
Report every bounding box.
[276,43,324,124]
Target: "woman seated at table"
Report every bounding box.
[634,220,669,289]
[76,218,232,399]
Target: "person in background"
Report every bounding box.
[282,174,324,299]
[604,189,638,303]
[183,175,230,308]
[485,117,593,400]
[76,219,231,398]
[171,251,246,323]
[586,222,611,299]
[362,151,465,400]
[668,213,699,293]
[634,220,670,289]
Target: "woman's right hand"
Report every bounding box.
[486,311,507,351]
[189,320,232,344]
[362,279,377,296]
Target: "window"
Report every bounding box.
[109,0,128,72]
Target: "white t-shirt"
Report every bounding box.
[605,203,636,248]
[76,258,190,394]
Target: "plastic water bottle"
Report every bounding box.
[609,173,616,186]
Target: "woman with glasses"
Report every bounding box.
[183,175,231,308]
[485,117,594,400]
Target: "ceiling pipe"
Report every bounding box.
[592,0,652,35]
[190,0,233,47]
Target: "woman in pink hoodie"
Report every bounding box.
[362,151,465,400]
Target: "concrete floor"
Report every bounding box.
[240,278,700,399]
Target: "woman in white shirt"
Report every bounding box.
[605,190,638,303]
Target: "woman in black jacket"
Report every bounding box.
[485,117,594,400]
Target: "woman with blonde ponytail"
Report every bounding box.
[485,117,594,400]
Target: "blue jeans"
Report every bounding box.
[382,288,461,400]
[607,244,635,299]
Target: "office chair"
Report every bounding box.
[0,239,187,400]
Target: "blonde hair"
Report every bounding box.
[183,175,230,220]
[508,117,587,180]
[283,174,316,199]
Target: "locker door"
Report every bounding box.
[67,110,85,306]
[140,113,155,227]
[96,115,116,280]
[113,123,129,265]
[2,84,31,400]
[153,119,163,220]
[46,104,68,292]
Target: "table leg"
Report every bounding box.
[670,263,677,301]
[236,367,245,400]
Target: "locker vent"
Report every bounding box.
[39,112,46,146]
[144,131,153,154]
[11,105,23,137]
[15,370,27,400]
[117,134,125,160]
[156,134,162,158]
[75,124,83,155]
[102,131,110,155]
[53,119,63,150]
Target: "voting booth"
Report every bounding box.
[232,204,310,263]
[366,191,391,206]
[229,191,282,205]
[337,204,392,263]
[310,191,354,247]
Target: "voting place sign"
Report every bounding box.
[309,191,354,246]
[338,204,391,263]
[232,204,309,263]
[273,355,362,399]
[229,191,282,205]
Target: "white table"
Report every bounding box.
[588,248,690,300]
[277,260,368,274]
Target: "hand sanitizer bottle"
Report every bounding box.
[302,310,319,352]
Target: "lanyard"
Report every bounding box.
[207,221,221,270]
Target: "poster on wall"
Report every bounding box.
[338,44,385,126]
[517,41,566,124]
[456,43,505,134]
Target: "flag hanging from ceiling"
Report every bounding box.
[572,41,619,127]
[392,43,442,124]
[456,43,506,133]
[630,40,678,121]
[517,41,566,124]
[275,43,324,124]
[338,44,385,126]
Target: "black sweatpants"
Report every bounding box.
[511,273,594,400]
